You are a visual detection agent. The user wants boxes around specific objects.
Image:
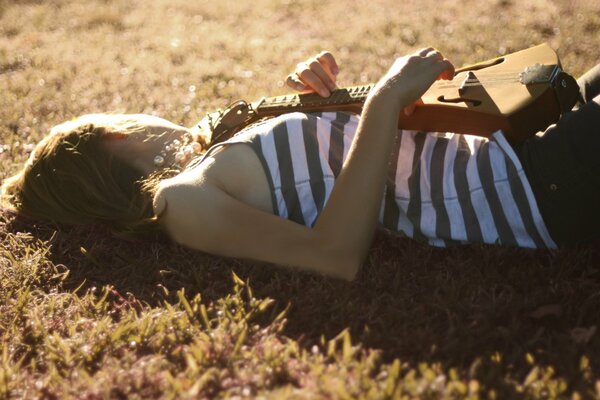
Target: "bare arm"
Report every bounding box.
[155,48,454,280]
[311,47,454,269]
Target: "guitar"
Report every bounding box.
[196,43,580,145]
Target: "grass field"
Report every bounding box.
[2,0,600,398]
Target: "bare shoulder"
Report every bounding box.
[153,168,205,218]
[153,174,225,251]
[152,182,169,217]
[151,142,271,253]
[152,144,247,221]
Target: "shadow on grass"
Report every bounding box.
[4,209,600,384]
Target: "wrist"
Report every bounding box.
[367,79,412,112]
[364,83,408,116]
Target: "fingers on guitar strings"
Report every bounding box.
[286,73,307,91]
[293,63,333,97]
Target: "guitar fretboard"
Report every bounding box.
[256,84,374,113]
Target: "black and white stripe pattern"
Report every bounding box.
[224,111,556,248]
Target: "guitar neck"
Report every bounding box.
[254,84,373,116]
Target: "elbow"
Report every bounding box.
[334,242,367,281]
[338,263,359,281]
[343,256,362,281]
[310,230,371,282]
[323,251,362,281]
[317,238,366,281]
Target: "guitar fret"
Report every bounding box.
[258,84,373,112]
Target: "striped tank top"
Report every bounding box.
[205,111,556,249]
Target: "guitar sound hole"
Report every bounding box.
[437,95,482,106]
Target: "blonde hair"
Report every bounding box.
[1,114,163,234]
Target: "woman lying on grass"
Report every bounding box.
[2,48,600,280]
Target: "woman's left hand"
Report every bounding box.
[286,51,339,97]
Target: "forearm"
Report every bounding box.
[311,49,454,277]
[313,91,404,267]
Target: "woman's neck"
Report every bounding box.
[103,121,208,178]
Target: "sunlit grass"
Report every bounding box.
[1,0,600,398]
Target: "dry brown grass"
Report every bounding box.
[2,0,600,398]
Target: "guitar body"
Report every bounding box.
[201,44,580,145]
[397,43,579,142]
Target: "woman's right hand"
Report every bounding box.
[372,47,455,115]
[286,51,339,97]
